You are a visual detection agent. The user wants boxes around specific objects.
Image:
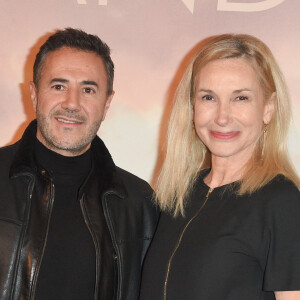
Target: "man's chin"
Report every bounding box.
[37,123,97,156]
[42,139,91,156]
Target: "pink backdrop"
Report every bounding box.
[1,0,299,181]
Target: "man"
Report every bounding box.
[0,28,158,300]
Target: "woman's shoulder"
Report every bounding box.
[250,174,300,210]
[263,174,299,195]
[235,175,300,232]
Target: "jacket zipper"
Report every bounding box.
[31,181,55,299]
[80,196,99,300]
[163,187,213,300]
[102,194,122,300]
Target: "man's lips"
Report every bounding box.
[55,117,84,125]
[210,131,240,140]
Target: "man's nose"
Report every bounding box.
[61,88,81,111]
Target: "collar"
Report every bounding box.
[9,120,127,199]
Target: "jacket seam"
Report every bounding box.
[30,179,55,299]
[0,218,22,226]
[10,173,35,300]
[116,236,153,244]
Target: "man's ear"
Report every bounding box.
[29,81,38,113]
[263,92,276,125]
[102,91,114,121]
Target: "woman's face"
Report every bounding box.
[193,58,274,164]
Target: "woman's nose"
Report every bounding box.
[214,102,232,126]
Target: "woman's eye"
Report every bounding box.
[236,96,248,101]
[202,95,214,101]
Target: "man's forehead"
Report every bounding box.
[40,48,107,80]
[44,47,103,64]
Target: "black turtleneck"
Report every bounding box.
[34,139,95,300]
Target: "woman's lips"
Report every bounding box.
[210,131,240,140]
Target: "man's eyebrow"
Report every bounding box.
[49,78,69,84]
[49,78,99,88]
[82,80,99,88]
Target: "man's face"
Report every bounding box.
[30,47,114,156]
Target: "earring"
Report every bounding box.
[261,128,267,161]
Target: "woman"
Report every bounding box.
[140,34,300,300]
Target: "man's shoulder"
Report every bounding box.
[108,166,159,221]
[0,142,18,156]
[115,166,149,184]
[0,142,19,174]
[114,166,153,195]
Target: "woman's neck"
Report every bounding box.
[204,155,250,188]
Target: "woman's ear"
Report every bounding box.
[263,92,276,125]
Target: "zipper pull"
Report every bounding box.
[206,187,213,199]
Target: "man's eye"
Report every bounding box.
[83,87,95,94]
[52,85,65,90]
[202,95,214,101]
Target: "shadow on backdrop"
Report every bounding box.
[7,30,55,146]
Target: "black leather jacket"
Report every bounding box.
[0,121,159,300]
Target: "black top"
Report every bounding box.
[140,171,300,300]
[34,139,95,300]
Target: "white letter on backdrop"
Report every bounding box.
[77,0,108,5]
[182,0,195,13]
[217,0,285,12]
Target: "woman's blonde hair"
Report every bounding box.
[156,33,300,216]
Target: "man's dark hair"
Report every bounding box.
[33,28,114,96]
